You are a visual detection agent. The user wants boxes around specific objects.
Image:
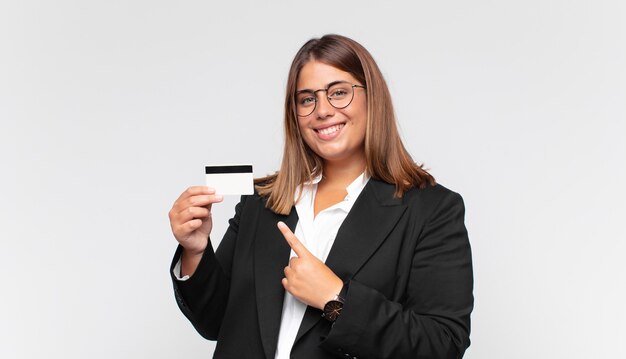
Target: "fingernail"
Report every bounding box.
[215,195,223,201]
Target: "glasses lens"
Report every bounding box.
[295,83,359,116]
[327,83,354,109]
[296,91,316,117]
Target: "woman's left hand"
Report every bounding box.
[277,221,344,310]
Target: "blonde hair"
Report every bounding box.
[255,34,435,215]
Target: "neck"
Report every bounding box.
[321,156,366,188]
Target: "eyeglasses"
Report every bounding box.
[295,81,366,117]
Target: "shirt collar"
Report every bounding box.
[306,173,323,186]
[344,172,370,202]
[296,171,370,204]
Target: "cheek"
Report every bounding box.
[353,112,368,144]
[298,121,308,135]
[349,98,367,125]
[298,121,315,145]
[350,108,368,133]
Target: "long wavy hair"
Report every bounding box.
[255,34,435,215]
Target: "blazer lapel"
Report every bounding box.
[254,201,298,359]
[294,179,408,342]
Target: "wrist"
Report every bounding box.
[182,247,205,258]
[180,247,205,277]
[322,292,345,322]
[181,237,209,258]
[319,277,344,309]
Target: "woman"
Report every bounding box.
[169,34,473,359]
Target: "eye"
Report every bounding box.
[328,87,349,99]
[297,93,316,106]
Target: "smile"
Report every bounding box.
[315,123,345,136]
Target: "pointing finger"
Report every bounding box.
[277,221,310,258]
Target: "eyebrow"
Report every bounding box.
[295,80,348,94]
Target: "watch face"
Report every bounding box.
[323,300,343,322]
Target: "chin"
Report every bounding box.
[318,150,362,164]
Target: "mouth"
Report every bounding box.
[314,123,345,138]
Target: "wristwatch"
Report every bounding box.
[322,294,345,322]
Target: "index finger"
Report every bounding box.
[277,221,310,258]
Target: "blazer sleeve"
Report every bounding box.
[169,195,248,340]
[321,190,473,359]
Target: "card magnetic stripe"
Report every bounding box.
[205,165,253,174]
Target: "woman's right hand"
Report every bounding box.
[168,186,224,256]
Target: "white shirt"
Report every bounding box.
[274,172,369,359]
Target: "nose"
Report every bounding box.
[314,92,335,119]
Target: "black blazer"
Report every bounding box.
[171,179,473,359]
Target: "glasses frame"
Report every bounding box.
[295,81,366,117]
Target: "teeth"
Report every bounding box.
[318,124,344,135]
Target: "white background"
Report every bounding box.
[1,1,625,358]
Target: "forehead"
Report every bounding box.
[296,61,359,90]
